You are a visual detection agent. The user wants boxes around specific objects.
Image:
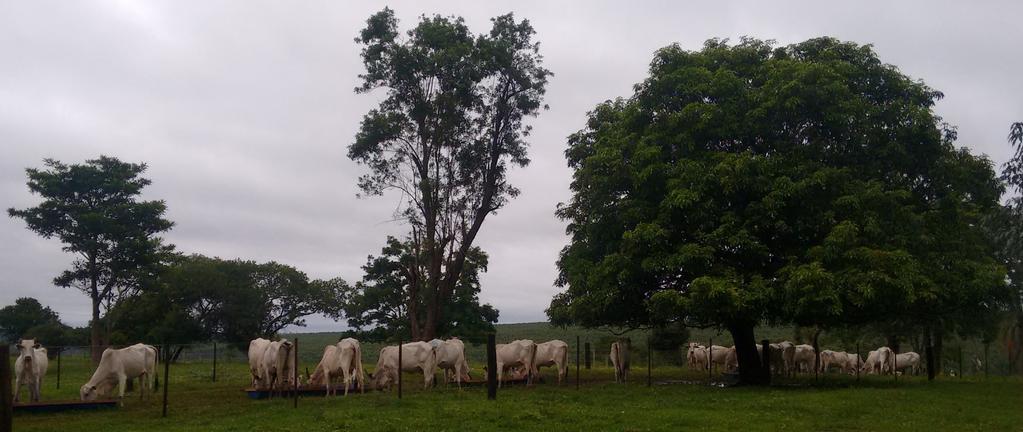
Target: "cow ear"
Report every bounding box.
[34,343,41,349]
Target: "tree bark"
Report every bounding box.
[728,323,767,385]
[90,290,102,365]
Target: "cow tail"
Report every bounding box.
[355,343,365,391]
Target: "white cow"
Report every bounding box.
[767,343,787,374]
[723,346,739,372]
[841,352,863,374]
[776,341,796,375]
[708,345,731,371]
[14,339,48,403]
[893,352,921,375]
[248,338,272,389]
[686,343,708,370]
[609,340,629,383]
[819,350,842,373]
[309,338,364,396]
[862,347,895,374]
[534,340,569,385]
[260,339,296,395]
[431,338,470,387]
[496,339,538,387]
[80,343,157,401]
[371,342,437,390]
[877,347,895,375]
[793,344,816,373]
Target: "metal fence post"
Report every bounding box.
[1,344,12,432]
[575,336,580,390]
[162,343,170,418]
[56,347,61,389]
[486,334,497,400]
[584,342,592,370]
[212,342,217,383]
[397,339,402,400]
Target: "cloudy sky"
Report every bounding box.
[1,1,1021,331]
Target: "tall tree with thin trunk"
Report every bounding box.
[349,8,550,340]
[8,156,174,363]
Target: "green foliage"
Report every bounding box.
[108,255,346,347]
[341,236,498,343]
[550,37,1006,380]
[350,8,549,339]
[0,297,61,343]
[7,156,174,353]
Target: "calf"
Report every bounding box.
[371,342,437,390]
[80,343,157,401]
[14,339,48,403]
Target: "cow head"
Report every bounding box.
[16,339,39,363]
[80,384,99,401]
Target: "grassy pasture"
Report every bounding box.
[11,353,1022,432]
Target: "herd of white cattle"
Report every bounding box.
[8,336,924,403]
[684,341,922,376]
[246,337,571,396]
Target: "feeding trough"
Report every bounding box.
[244,383,363,400]
[14,399,119,414]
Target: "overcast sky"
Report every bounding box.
[1,1,1020,331]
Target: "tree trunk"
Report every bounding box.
[728,323,767,385]
[90,294,103,365]
[925,330,935,381]
[885,334,900,354]
[932,330,943,376]
[812,328,822,378]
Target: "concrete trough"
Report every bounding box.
[14,399,119,414]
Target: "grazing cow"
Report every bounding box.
[862,350,881,374]
[686,343,708,370]
[80,344,157,401]
[371,342,437,390]
[877,347,895,375]
[260,339,296,396]
[496,339,538,387]
[14,339,48,403]
[609,340,630,383]
[309,345,342,396]
[431,338,470,387]
[534,340,569,385]
[893,352,921,375]
[768,343,786,374]
[841,352,863,374]
[792,344,816,373]
[248,338,272,389]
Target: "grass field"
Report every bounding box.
[11,322,1021,431]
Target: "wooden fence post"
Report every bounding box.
[56,348,61,389]
[294,339,298,407]
[212,342,217,383]
[486,334,497,400]
[575,336,580,390]
[1,344,13,432]
[397,339,402,400]
[162,343,170,418]
[646,336,652,387]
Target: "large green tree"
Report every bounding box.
[341,236,498,343]
[0,297,60,343]
[349,9,550,340]
[108,254,346,349]
[989,122,1023,372]
[8,157,174,363]
[550,38,1005,384]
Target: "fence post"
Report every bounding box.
[646,336,652,387]
[584,342,591,370]
[575,336,580,390]
[1,344,12,432]
[761,339,771,385]
[212,342,217,383]
[162,343,170,418]
[397,339,402,400]
[293,338,299,408]
[855,342,860,382]
[56,348,62,389]
[708,338,713,381]
[486,334,497,400]
[984,342,989,378]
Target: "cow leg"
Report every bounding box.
[342,367,352,397]
[13,376,21,403]
[497,362,504,389]
[118,374,128,399]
